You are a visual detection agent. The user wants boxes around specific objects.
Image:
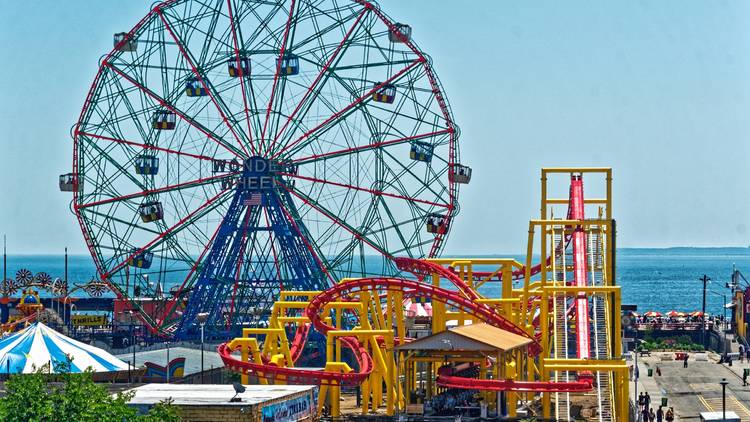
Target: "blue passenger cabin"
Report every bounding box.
[152,111,176,130]
[449,164,472,184]
[59,173,77,192]
[138,201,164,223]
[114,32,137,52]
[426,214,448,235]
[135,154,159,175]
[228,57,251,77]
[389,23,412,43]
[409,141,433,163]
[277,54,299,76]
[185,77,209,97]
[128,249,154,269]
[372,83,396,104]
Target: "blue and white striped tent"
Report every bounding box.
[0,322,130,373]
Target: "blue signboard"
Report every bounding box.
[261,391,316,422]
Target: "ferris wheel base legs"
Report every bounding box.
[173,181,325,340]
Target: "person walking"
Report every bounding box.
[645,392,651,411]
[741,344,745,363]
[683,353,689,368]
[656,366,661,376]
[745,347,749,362]
[638,392,645,411]
[744,370,748,387]
[656,406,664,422]
[665,407,674,422]
[642,407,650,422]
[649,407,656,422]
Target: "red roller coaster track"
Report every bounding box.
[219,176,594,393]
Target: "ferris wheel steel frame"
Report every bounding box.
[68,0,462,337]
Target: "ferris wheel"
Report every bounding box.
[61,0,470,337]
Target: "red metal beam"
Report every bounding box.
[266,8,368,156]
[157,8,250,157]
[270,59,423,160]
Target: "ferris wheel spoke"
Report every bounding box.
[271,58,423,160]
[226,0,256,155]
[77,172,239,210]
[76,131,217,163]
[283,172,449,209]
[266,7,368,156]
[292,128,451,165]
[279,181,391,259]
[260,0,297,144]
[102,186,233,280]
[156,8,250,157]
[105,62,243,158]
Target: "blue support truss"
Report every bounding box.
[174,157,329,339]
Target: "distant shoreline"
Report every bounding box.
[2,246,749,258]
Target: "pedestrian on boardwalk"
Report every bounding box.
[746,348,750,361]
[656,366,661,376]
[638,392,645,411]
[744,370,748,387]
[649,407,655,422]
[629,364,634,381]
[656,406,664,422]
[741,344,745,363]
[642,407,650,422]
[665,407,674,422]
[683,353,689,368]
[645,392,651,410]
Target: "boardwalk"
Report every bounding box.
[632,352,750,421]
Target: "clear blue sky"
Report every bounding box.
[0,1,748,255]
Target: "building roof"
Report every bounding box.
[396,323,532,352]
[125,384,316,407]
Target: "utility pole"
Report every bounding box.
[700,275,710,350]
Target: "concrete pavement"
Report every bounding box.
[631,351,750,421]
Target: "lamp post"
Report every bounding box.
[699,275,711,350]
[166,341,170,383]
[720,378,728,421]
[128,310,136,382]
[70,303,77,336]
[196,312,209,384]
[709,290,728,354]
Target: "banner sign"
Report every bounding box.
[72,315,107,326]
[261,393,314,422]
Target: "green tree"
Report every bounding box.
[0,364,180,422]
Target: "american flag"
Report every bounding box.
[243,193,262,206]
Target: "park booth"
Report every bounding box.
[389,23,412,43]
[114,32,137,52]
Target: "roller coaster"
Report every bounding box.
[220,167,628,421]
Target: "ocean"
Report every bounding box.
[3,248,749,316]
